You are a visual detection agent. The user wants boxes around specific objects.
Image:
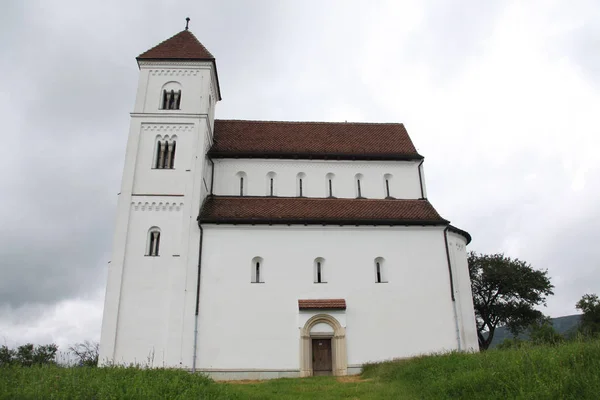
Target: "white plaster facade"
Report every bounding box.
[99,30,478,380]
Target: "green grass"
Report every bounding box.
[2,339,600,399]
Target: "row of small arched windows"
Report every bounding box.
[236,172,395,198]
[251,257,388,283]
[145,229,387,285]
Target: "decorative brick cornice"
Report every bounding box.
[141,124,193,132]
[132,201,183,211]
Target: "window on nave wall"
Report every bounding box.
[154,138,176,169]
[236,171,248,196]
[355,173,364,198]
[314,258,326,283]
[375,257,387,283]
[266,172,277,196]
[325,173,335,198]
[251,256,264,283]
[296,172,306,197]
[384,174,393,199]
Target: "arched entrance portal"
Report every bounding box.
[300,314,347,377]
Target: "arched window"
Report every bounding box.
[266,172,277,196]
[326,173,335,198]
[154,135,177,169]
[375,257,387,283]
[147,227,161,256]
[384,174,393,199]
[251,257,264,283]
[160,82,182,110]
[236,172,247,196]
[355,173,364,198]
[314,257,326,283]
[297,173,306,197]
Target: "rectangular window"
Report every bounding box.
[299,179,303,197]
[385,180,390,197]
[357,179,362,198]
[376,262,382,283]
[255,262,260,283]
[328,180,333,197]
[240,177,244,196]
[270,178,274,196]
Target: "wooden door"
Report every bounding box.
[312,338,332,375]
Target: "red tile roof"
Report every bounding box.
[299,299,346,310]
[208,120,423,160]
[137,30,214,60]
[198,196,448,225]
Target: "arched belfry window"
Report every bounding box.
[154,135,177,169]
[384,174,394,199]
[266,172,277,196]
[314,257,326,283]
[355,173,365,198]
[326,173,335,198]
[297,173,306,197]
[236,171,248,196]
[375,257,387,283]
[147,227,161,256]
[160,82,182,110]
[251,257,264,283]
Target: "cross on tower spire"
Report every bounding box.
[185,17,190,30]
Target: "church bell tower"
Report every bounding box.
[99,20,220,366]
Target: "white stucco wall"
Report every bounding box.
[195,225,462,371]
[99,60,218,366]
[212,159,424,199]
[447,231,479,351]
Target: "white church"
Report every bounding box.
[99,25,478,380]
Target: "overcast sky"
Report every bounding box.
[1,0,599,350]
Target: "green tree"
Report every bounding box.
[576,293,600,336]
[468,252,554,350]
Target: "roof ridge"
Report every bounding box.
[215,119,404,126]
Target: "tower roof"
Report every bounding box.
[137,30,215,60]
[137,29,222,100]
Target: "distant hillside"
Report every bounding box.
[489,314,582,348]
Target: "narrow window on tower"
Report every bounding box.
[160,82,182,110]
[384,174,393,199]
[375,257,387,283]
[147,228,161,256]
[251,257,264,283]
[266,172,277,196]
[297,173,306,197]
[326,173,335,198]
[154,137,177,169]
[314,258,326,283]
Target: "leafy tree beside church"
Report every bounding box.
[468,252,554,350]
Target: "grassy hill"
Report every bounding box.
[2,337,599,399]
[489,314,582,347]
